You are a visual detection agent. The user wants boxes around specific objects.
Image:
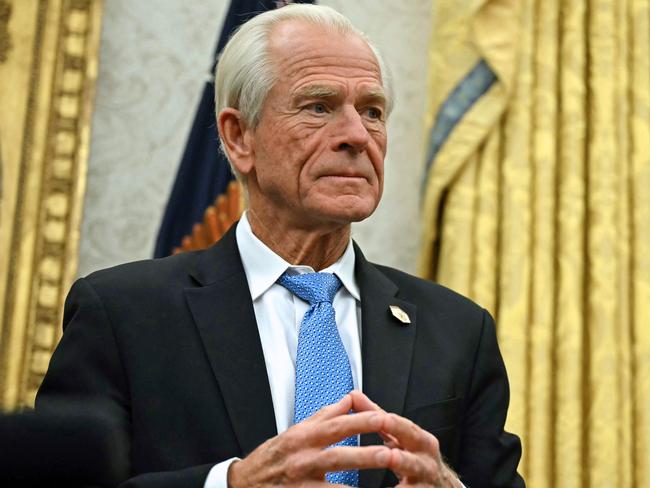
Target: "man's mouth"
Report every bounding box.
[320,173,367,181]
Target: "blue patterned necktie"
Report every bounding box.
[277,271,359,487]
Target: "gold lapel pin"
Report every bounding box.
[389,305,411,325]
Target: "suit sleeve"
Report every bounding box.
[36,278,215,488]
[457,310,526,488]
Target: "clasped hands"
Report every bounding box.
[228,391,460,487]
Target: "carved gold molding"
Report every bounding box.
[0,1,11,63]
[0,0,103,410]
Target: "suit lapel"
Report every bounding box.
[355,244,417,488]
[185,225,277,456]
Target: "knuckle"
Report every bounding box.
[321,447,339,466]
[426,455,438,479]
[281,427,305,452]
[324,416,345,437]
[427,433,440,453]
[322,400,338,412]
[387,412,401,423]
[280,433,296,452]
[311,405,328,419]
[264,438,285,464]
[387,412,402,429]
[407,418,420,434]
[404,453,422,479]
[283,455,308,480]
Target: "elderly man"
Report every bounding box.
[38,4,524,488]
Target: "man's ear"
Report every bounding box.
[217,108,254,175]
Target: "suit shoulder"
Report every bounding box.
[81,251,202,293]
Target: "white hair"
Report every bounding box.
[214,3,393,182]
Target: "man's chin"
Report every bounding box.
[299,192,381,227]
[311,204,378,225]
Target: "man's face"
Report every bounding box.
[245,21,388,230]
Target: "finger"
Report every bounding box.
[294,410,387,448]
[381,413,439,453]
[301,482,344,488]
[385,448,434,482]
[294,445,394,476]
[378,430,400,447]
[299,482,343,488]
[381,436,400,449]
[307,391,382,422]
[293,479,351,488]
[348,390,383,413]
[307,394,354,422]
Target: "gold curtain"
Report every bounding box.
[419,0,650,487]
[0,0,103,410]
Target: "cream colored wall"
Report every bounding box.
[78,0,433,277]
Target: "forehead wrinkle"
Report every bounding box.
[267,22,383,91]
[267,21,382,76]
[279,55,382,81]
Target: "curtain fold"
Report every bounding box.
[419,0,650,486]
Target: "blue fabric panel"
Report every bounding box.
[421,59,497,196]
[154,0,315,258]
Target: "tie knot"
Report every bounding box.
[277,272,342,306]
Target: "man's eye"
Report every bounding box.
[365,107,383,120]
[309,103,327,114]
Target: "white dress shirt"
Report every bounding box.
[204,213,362,487]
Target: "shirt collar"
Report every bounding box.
[236,212,360,301]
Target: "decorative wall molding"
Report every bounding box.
[0,0,11,63]
[0,0,103,410]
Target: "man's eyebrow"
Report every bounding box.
[292,84,388,108]
[293,84,342,101]
[360,89,388,107]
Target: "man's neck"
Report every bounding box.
[246,209,351,271]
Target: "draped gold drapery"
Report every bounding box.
[419,1,650,487]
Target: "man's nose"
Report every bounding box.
[333,107,370,153]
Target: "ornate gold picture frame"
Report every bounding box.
[0,0,103,410]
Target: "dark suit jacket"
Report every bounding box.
[37,225,524,488]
